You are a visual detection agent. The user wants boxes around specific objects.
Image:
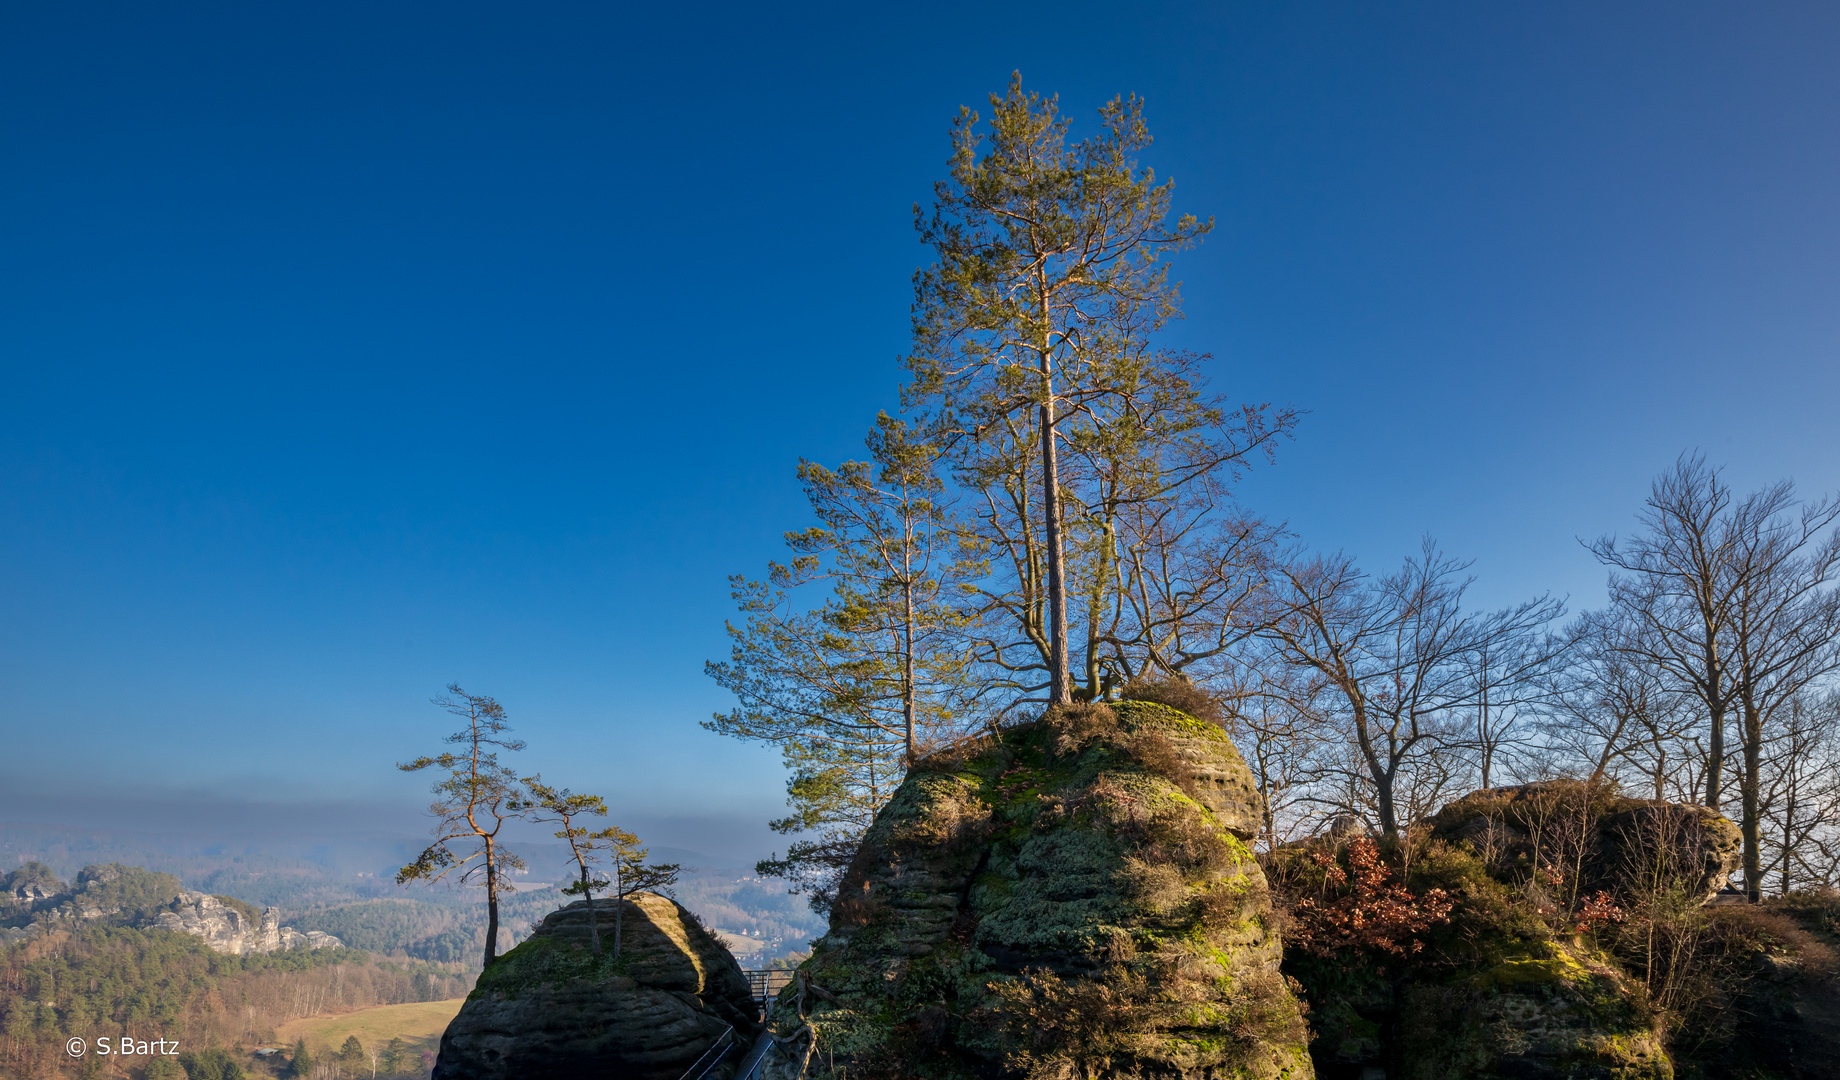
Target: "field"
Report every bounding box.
[271,998,467,1061]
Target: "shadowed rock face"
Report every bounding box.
[434,893,761,1080]
[760,701,1314,1080]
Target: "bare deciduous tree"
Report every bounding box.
[1720,479,1840,899]
[1760,693,1840,893]
[1540,612,1699,798]
[1258,540,1563,836]
[1589,455,1745,809]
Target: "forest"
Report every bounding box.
[0,923,468,1079]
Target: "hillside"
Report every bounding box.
[0,923,469,1078]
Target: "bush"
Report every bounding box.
[1043,702,1120,758]
[1270,837,1454,959]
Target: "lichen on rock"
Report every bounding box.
[759,700,1314,1080]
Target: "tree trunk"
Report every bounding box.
[1349,696,1397,836]
[1040,393,1070,705]
[1083,516,1115,697]
[613,867,625,959]
[1374,767,1398,838]
[482,836,500,967]
[1781,800,1794,896]
[903,580,917,766]
[1478,685,1493,789]
[1703,638,1725,809]
[583,866,601,957]
[1740,694,1763,902]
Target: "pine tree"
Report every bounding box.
[606,827,680,958]
[288,1039,313,1078]
[517,778,615,955]
[707,414,980,908]
[396,685,528,968]
[905,72,1212,705]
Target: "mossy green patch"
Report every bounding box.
[1474,951,1592,990]
[469,935,631,1000]
[1113,699,1230,741]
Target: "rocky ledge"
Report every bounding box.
[152,891,343,954]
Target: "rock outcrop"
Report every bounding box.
[759,700,1314,1080]
[1282,779,1746,1080]
[2,862,65,912]
[1428,781,1743,903]
[434,892,761,1080]
[0,862,338,953]
[152,891,343,954]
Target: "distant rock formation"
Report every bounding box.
[757,699,1314,1080]
[152,891,343,954]
[434,893,761,1080]
[0,861,339,954]
[2,862,65,911]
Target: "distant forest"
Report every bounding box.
[0,923,468,1079]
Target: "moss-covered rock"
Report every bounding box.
[760,702,1313,1080]
[434,893,760,1080]
[1428,782,1741,904]
[1275,780,1746,1080]
[1395,940,1671,1080]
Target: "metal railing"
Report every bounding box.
[734,1029,777,1080]
[676,1027,737,1080]
[741,968,795,1004]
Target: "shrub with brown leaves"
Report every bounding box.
[1287,837,1455,957]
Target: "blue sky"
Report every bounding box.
[3,2,1837,861]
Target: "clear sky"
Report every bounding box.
[3,2,1837,862]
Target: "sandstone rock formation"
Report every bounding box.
[0,862,338,953]
[758,700,1314,1080]
[434,892,761,1080]
[1,862,65,911]
[1429,781,1743,903]
[152,891,342,954]
[1286,779,1746,1080]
